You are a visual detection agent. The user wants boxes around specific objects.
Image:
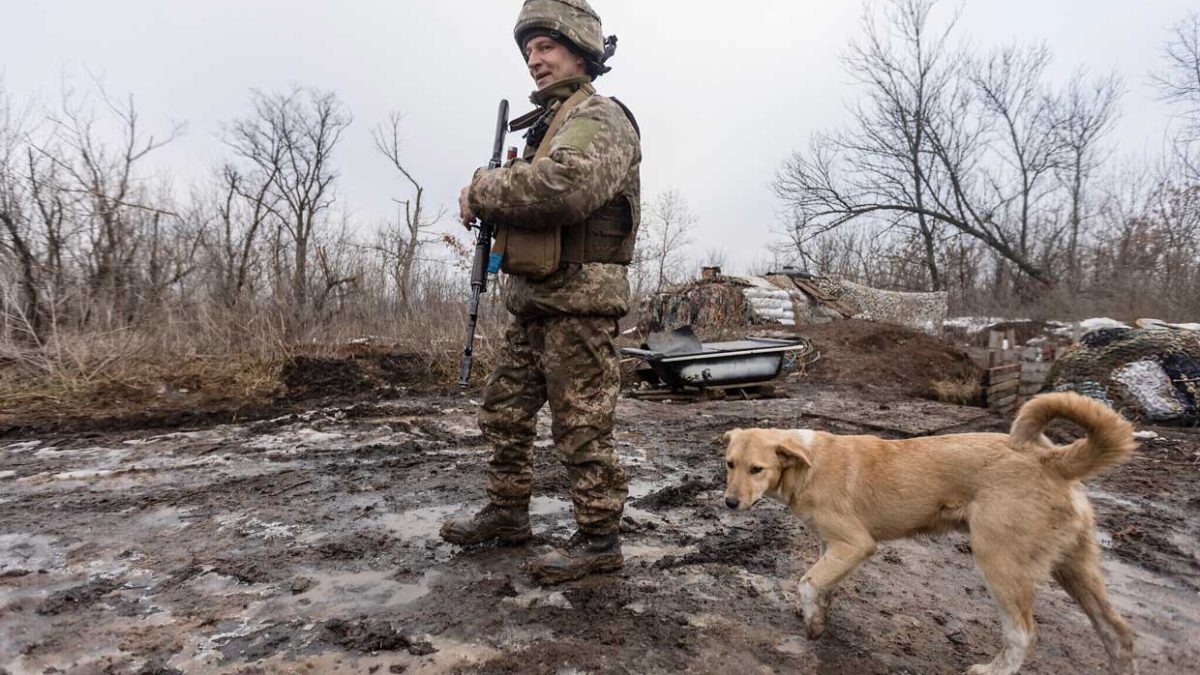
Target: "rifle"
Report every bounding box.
[459,99,510,388]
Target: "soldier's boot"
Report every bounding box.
[528,530,623,585]
[439,503,533,546]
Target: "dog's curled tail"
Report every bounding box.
[1010,392,1137,481]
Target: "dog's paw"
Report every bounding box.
[796,582,827,640]
[804,613,826,640]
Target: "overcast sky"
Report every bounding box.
[1,0,1195,274]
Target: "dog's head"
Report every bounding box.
[722,428,812,511]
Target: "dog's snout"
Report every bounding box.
[725,495,740,510]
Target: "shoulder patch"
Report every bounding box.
[554,118,602,153]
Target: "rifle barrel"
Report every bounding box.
[459,99,510,389]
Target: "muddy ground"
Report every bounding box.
[2,373,1199,673]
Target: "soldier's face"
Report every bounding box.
[525,35,587,89]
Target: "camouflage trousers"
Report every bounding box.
[480,314,628,535]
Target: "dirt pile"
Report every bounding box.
[0,345,450,437]
[797,320,982,399]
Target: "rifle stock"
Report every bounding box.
[459,99,510,388]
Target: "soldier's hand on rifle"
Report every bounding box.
[459,185,476,229]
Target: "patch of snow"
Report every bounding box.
[943,316,1016,333]
[1079,317,1130,332]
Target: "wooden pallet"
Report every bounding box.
[626,381,782,402]
[985,329,1020,413]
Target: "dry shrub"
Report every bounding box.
[0,293,507,420]
[930,377,983,405]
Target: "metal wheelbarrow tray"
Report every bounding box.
[622,337,809,390]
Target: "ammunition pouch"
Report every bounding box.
[494,83,638,278]
[563,194,637,265]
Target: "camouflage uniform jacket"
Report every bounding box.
[469,77,641,318]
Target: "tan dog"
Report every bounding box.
[723,392,1137,675]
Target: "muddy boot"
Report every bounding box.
[439,503,532,546]
[528,531,623,585]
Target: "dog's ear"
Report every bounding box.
[775,435,812,468]
[720,429,738,446]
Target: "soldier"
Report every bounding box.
[441,0,641,585]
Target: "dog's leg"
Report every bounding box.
[967,545,1040,675]
[797,534,876,640]
[1053,538,1137,674]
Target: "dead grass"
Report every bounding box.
[930,377,983,405]
[0,352,283,419]
[0,298,503,425]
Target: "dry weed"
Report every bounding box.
[929,377,983,405]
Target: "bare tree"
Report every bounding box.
[370,111,442,313]
[969,44,1066,270]
[0,84,43,340]
[1154,11,1200,180]
[40,85,183,319]
[845,0,959,289]
[775,0,1056,287]
[203,162,280,307]
[1053,70,1122,285]
[225,87,350,321]
[635,188,696,296]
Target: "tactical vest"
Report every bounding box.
[493,84,639,278]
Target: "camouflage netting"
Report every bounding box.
[1048,328,1200,424]
[639,279,755,334]
[641,274,947,335]
[836,279,948,333]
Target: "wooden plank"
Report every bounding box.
[990,393,1018,410]
[988,351,1020,368]
[987,379,1020,397]
[987,365,1021,380]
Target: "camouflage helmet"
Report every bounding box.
[514,0,606,62]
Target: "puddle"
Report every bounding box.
[774,635,811,656]
[624,543,697,563]
[123,430,208,445]
[188,571,265,597]
[503,587,573,610]
[531,496,571,517]
[627,479,660,499]
[378,504,462,540]
[4,646,130,674]
[245,428,345,453]
[216,514,298,541]
[135,507,194,531]
[262,569,440,621]
[0,533,62,576]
